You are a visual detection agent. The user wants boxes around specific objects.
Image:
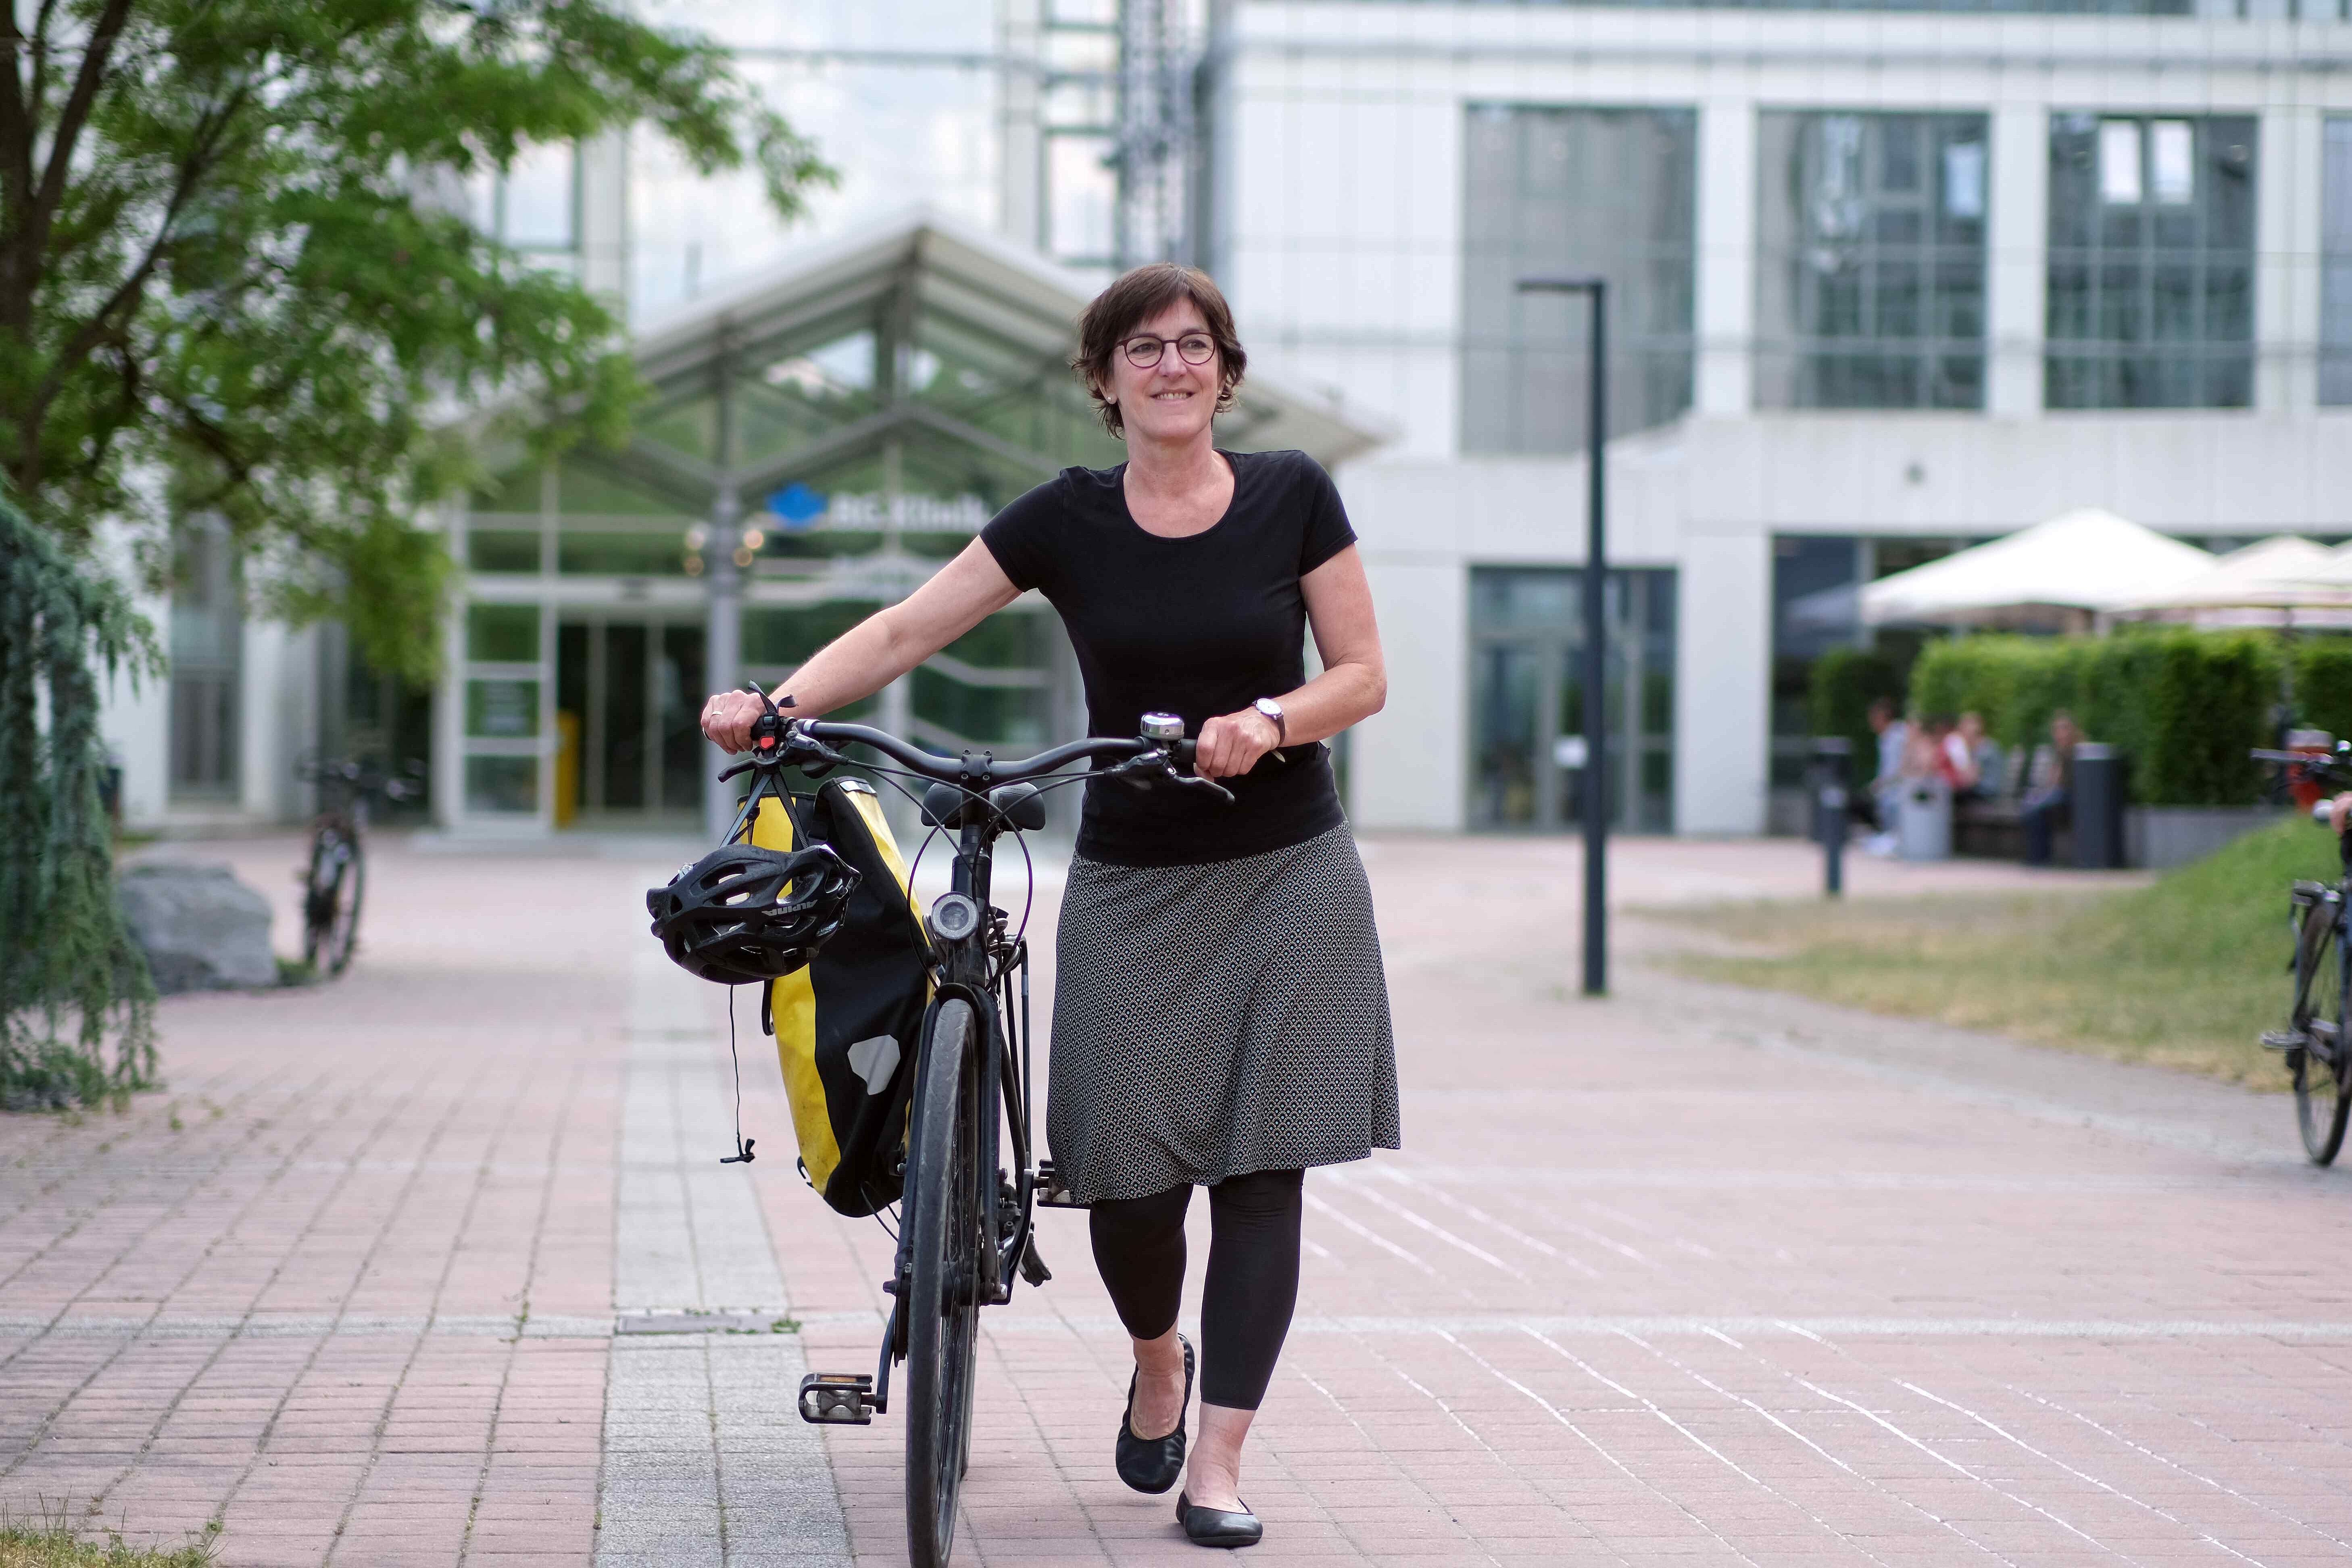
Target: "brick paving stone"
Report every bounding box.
[6,830,2352,1564]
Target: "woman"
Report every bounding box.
[701,263,1399,1550]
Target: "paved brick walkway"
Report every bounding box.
[4,830,2348,1567]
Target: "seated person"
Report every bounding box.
[2020,710,2081,865]
[1954,711,2002,802]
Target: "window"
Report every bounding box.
[467,140,580,271]
[1462,106,1697,454]
[2324,119,2352,407]
[1316,0,2193,10]
[169,518,240,801]
[1468,567,1676,834]
[1756,112,1989,410]
[2046,113,2257,409]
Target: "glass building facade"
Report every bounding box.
[1754,112,1989,410]
[2045,113,2258,410]
[2325,118,2352,408]
[1460,105,1698,454]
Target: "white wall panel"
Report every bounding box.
[1674,531,1773,836]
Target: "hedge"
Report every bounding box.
[1806,646,1905,780]
[1900,629,2286,806]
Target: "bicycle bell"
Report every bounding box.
[1141,712,1185,742]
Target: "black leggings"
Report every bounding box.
[1087,1169,1304,1412]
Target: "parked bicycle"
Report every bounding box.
[2253,744,2352,1164]
[292,756,421,976]
[716,699,1227,1568]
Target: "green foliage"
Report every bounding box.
[0,0,831,684]
[2290,638,2352,746]
[1907,628,2281,806]
[1805,647,1904,777]
[0,495,160,1111]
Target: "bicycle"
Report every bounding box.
[292,756,421,977]
[2253,744,2352,1165]
[717,698,1230,1568]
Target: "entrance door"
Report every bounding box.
[1468,567,1677,833]
[556,617,707,823]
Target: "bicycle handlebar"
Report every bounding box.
[788,719,1163,786]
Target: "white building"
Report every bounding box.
[1208,1,2352,836]
[118,0,2352,841]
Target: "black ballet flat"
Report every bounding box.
[1115,1334,1193,1493]
[1176,1491,1262,1549]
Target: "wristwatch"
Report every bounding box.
[1253,697,1287,748]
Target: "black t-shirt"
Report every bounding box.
[980,448,1357,867]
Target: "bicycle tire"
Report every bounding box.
[2290,903,2351,1166]
[323,841,366,976]
[904,998,984,1568]
[301,830,344,970]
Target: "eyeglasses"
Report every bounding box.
[1121,332,1217,369]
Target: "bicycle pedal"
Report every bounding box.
[798,1372,876,1426]
[1018,1237,1052,1287]
[2263,1030,2310,1051]
[1032,1160,1088,1209]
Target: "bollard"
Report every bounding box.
[2072,742,2125,869]
[1811,736,1853,898]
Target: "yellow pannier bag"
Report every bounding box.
[749,777,931,1216]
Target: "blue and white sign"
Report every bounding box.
[766,482,828,530]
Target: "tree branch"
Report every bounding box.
[0,10,30,218]
[30,0,136,231]
[28,82,245,439]
[27,0,62,124]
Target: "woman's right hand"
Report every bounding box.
[2331,791,2352,838]
[701,688,776,755]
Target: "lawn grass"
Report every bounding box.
[0,1511,217,1568]
[1657,820,2341,1087]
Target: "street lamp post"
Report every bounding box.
[1516,274,1609,998]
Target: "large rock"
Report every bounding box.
[117,862,277,993]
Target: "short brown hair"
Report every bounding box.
[1070,263,1247,438]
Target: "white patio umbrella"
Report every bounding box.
[1859,507,2214,631]
[2114,535,2352,628]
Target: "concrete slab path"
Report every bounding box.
[2,829,2346,1567]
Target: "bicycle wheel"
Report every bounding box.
[301,831,343,970]
[904,999,985,1568]
[2290,906,2351,1166]
[321,840,366,976]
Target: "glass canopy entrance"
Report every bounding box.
[434,211,1381,837]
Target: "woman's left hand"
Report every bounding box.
[1195,708,1281,780]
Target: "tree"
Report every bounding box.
[0,492,158,1109]
[0,0,830,683]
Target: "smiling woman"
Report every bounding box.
[698,262,1398,1551]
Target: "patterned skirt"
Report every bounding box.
[1045,825,1402,1205]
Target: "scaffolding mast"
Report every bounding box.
[1106,0,1195,270]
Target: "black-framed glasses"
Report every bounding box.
[1121,332,1216,369]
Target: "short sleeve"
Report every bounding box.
[978,475,1066,594]
[1289,456,1364,580]
[1294,455,1357,576]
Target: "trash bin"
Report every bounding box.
[1898,774,1952,861]
[2073,742,2125,869]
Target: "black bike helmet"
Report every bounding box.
[646,842,862,985]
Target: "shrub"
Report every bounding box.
[1908,627,2281,806]
[2292,638,2352,746]
[1806,647,1904,779]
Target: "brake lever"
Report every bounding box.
[1162,763,1235,805]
